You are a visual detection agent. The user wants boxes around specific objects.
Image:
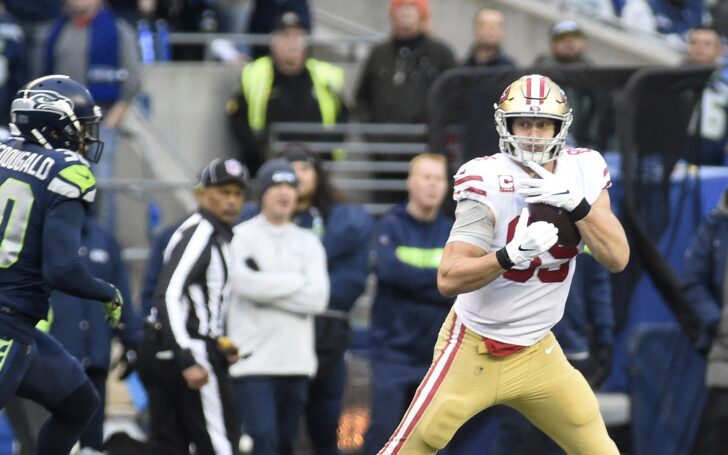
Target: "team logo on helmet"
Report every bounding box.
[12,90,75,119]
[498,86,512,105]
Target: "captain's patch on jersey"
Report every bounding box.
[499,175,515,192]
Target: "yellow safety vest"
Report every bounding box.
[241,56,345,132]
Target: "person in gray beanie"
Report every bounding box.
[228,157,329,455]
[255,157,298,201]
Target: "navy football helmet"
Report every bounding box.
[10,75,104,162]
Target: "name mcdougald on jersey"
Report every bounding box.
[0,142,56,180]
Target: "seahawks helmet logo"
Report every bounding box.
[11,90,75,119]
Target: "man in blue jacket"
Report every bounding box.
[364,153,454,455]
[683,186,728,454]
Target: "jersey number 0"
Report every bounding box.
[0,178,33,268]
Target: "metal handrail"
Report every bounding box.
[95,179,193,191]
[323,161,411,172]
[272,142,427,155]
[169,32,381,48]
[331,179,407,191]
[268,122,427,135]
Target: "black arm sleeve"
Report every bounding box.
[42,200,116,301]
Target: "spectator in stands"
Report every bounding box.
[561,0,617,19]
[463,8,516,68]
[226,11,347,176]
[4,0,60,78]
[44,0,142,235]
[621,0,707,38]
[248,0,310,58]
[533,19,593,66]
[363,153,454,455]
[213,0,251,34]
[685,26,725,65]
[533,20,601,150]
[459,8,516,165]
[232,144,374,454]
[0,1,27,126]
[133,158,247,455]
[684,26,728,165]
[354,0,455,124]
[106,0,140,25]
[682,186,728,455]
[488,252,615,455]
[228,158,329,455]
[49,217,143,453]
[279,146,373,455]
[711,0,728,39]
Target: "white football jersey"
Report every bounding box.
[451,150,612,346]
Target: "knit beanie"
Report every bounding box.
[256,158,298,199]
[389,0,430,19]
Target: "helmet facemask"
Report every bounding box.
[77,105,104,163]
[494,74,573,165]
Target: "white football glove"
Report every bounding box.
[498,207,559,268]
[518,161,591,220]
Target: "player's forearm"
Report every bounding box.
[44,261,116,302]
[577,210,629,273]
[437,253,503,298]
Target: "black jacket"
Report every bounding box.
[355,34,456,124]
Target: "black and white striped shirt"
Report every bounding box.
[153,209,234,369]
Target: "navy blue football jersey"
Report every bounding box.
[696,68,728,165]
[0,138,96,322]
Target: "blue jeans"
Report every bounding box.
[306,357,347,455]
[233,375,309,455]
[93,125,118,235]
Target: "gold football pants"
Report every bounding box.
[379,309,619,455]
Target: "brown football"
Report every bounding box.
[528,203,581,247]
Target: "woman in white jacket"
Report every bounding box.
[228,158,329,455]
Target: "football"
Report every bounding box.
[528,203,581,247]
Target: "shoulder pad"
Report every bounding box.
[565,148,611,188]
[452,156,501,205]
[48,162,96,203]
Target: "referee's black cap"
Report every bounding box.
[197,158,249,190]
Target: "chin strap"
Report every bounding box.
[31,129,53,149]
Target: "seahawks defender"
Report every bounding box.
[0,75,123,454]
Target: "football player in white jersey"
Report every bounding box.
[378,74,629,455]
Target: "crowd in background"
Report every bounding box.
[0,0,727,454]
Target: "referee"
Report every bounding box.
[137,158,249,455]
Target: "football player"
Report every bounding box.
[378,74,629,454]
[0,75,123,454]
